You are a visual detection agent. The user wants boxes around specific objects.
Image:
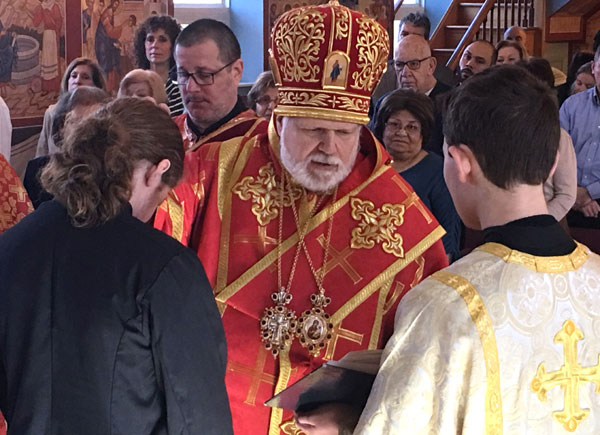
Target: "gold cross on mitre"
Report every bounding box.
[531,320,600,432]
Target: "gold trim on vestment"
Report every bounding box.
[215,137,259,293]
[330,225,445,325]
[215,163,391,303]
[477,242,588,273]
[269,348,293,435]
[217,138,244,220]
[166,191,184,244]
[274,105,370,125]
[432,270,503,435]
[368,278,394,349]
[187,115,262,153]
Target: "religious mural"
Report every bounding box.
[0,0,66,119]
[264,0,393,67]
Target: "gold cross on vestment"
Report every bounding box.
[234,226,277,255]
[227,347,276,406]
[531,320,600,432]
[392,174,433,224]
[190,170,206,201]
[316,234,363,284]
[324,321,364,361]
[8,184,27,202]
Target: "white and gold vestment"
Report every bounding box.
[355,242,600,434]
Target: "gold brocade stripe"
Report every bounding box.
[166,192,184,244]
[215,136,260,293]
[278,86,373,100]
[215,162,391,303]
[477,242,588,273]
[275,105,370,125]
[187,114,261,153]
[217,138,246,220]
[330,225,445,325]
[432,270,503,435]
[269,349,293,435]
[368,278,394,350]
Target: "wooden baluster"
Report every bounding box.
[496,0,501,44]
[504,0,509,34]
[489,7,494,43]
[482,17,487,41]
[522,0,529,27]
[517,0,522,27]
[511,0,516,27]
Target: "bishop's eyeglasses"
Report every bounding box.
[176,59,236,86]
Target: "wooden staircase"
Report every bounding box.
[429,0,537,69]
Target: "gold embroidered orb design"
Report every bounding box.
[349,197,405,258]
[531,320,600,432]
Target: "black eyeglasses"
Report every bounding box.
[392,56,432,71]
[176,59,236,86]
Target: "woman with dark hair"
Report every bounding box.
[495,40,524,65]
[134,15,183,116]
[36,57,106,156]
[247,71,278,119]
[373,89,461,261]
[558,51,594,105]
[572,61,594,94]
[0,98,233,434]
[25,86,111,208]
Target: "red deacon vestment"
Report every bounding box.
[155,118,449,434]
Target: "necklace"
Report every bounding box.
[291,184,336,357]
[259,171,323,357]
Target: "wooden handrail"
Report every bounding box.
[446,0,497,70]
[394,0,405,15]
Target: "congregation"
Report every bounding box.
[2,1,600,434]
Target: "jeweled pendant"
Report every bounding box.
[296,294,333,357]
[260,287,297,358]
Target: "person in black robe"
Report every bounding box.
[0,97,233,434]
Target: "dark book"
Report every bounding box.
[265,350,382,412]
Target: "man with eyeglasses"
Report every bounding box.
[172,18,259,151]
[370,35,451,155]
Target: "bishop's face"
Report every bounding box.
[277,116,360,193]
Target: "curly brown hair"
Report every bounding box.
[133,15,181,70]
[41,98,184,228]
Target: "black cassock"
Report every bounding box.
[0,200,232,434]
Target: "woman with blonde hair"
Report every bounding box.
[118,68,169,112]
[36,57,106,156]
[0,98,233,433]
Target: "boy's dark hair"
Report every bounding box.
[399,12,431,40]
[516,57,555,88]
[444,65,560,189]
[176,18,241,65]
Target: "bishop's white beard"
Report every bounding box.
[280,138,358,193]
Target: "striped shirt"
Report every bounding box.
[165,79,184,117]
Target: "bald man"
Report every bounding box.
[370,35,451,154]
[504,26,526,45]
[458,40,495,83]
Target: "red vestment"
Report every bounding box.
[0,155,33,234]
[155,119,448,434]
[173,110,258,152]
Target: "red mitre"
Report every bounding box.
[269,0,389,125]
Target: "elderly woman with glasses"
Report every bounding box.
[373,89,461,261]
[247,71,278,119]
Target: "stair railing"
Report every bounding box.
[447,0,536,69]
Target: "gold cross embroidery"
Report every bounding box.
[190,170,206,201]
[531,320,600,432]
[232,163,302,226]
[316,234,363,284]
[392,174,433,224]
[234,226,277,255]
[227,347,276,406]
[350,197,405,258]
[324,321,364,361]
